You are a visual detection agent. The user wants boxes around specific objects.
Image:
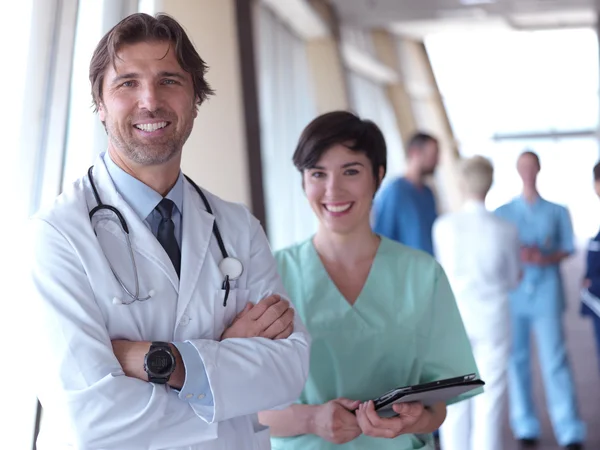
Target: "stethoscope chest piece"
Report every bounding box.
[219,257,243,281]
[219,257,243,307]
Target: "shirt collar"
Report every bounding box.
[462,199,487,212]
[102,152,184,221]
[517,194,543,209]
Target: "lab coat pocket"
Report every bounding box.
[214,289,249,338]
[252,424,272,450]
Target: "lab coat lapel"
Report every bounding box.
[177,179,214,324]
[89,157,180,292]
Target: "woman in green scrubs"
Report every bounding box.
[258,111,480,449]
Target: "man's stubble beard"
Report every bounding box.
[106,117,193,166]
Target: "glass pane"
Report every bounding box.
[426,29,599,138]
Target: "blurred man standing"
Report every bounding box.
[372,132,439,255]
[434,156,521,450]
[496,151,585,450]
[580,161,600,374]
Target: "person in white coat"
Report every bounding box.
[24,12,310,450]
[434,156,521,450]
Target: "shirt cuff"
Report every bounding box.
[172,341,214,406]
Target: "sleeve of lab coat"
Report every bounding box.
[187,215,311,424]
[26,219,217,449]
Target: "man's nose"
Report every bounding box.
[138,84,162,111]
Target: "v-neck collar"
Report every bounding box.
[307,236,384,309]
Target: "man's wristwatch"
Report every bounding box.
[144,342,176,384]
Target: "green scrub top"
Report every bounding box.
[272,236,481,450]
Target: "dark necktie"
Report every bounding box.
[155,198,181,277]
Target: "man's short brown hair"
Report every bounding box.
[89,12,214,112]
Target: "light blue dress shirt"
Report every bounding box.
[103,152,213,406]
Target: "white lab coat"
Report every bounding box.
[24,156,311,450]
[433,201,521,450]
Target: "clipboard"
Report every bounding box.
[581,288,600,317]
[372,373,485,418]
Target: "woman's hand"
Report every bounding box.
[311,398,362,444]
[355,400,444,439]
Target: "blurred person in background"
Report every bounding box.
[372,132,439,255]
[580,161,600,374]
[495,151,585,450]
[259,111,480,450]
[433,156,521,450]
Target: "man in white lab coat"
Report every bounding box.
[434,156,521,450]
[24,12,310,450]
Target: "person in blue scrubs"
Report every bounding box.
[372,133,439,255]
[581,161,600,373]
[495,151,585,450]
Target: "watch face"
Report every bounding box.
[147,349,174,376]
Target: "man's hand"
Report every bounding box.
[220,295,294,341]
[355,400,439,439]
[111,340,184,389]
[310,398,362,444]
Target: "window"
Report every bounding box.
[255,4,318,251]
[347,71,406,187]
[426,29,600,241]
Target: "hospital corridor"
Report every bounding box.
[2,1,600,449]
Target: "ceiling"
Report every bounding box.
[329,0,600,38]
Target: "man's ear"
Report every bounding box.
[193,97,200,118]
[98,102,106,122]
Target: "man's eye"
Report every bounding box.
[345,169,359,176]
[311,172,325,178]
[162,79,178,85]
[121,81,135,87]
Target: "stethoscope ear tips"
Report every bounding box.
[112,297,124,305]
[148,290,156,298]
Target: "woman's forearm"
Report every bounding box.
[258,404,319,437]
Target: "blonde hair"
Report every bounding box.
[460,156,494,197]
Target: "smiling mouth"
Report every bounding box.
[134,121,169,132]
[324,202,353,213]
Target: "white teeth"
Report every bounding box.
[135,122,167,132]
[325,203,352,213]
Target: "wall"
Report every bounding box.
[156,0,252,206]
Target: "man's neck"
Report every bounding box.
[404,166,424,187]
[108,147,181,197]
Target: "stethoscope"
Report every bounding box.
[87,166,243,307]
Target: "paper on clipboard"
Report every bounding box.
[581,288,600,317]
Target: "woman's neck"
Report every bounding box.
[313,223,380,266]
[522,185,539,204]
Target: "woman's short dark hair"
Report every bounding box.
[89,12,214,112]
[593,161,600,181]
[292,111,387,188]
